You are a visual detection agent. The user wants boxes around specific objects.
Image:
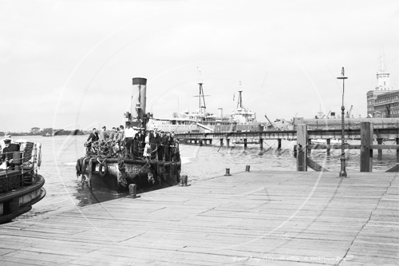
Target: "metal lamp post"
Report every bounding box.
[337,67,348,177]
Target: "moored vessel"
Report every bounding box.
[76,77,181,192]
[0,139,46,224]
[147,82,264,133]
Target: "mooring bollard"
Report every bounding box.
[180,175,188,186]
[224,168,231,176]
[129,184,137,198]
[245,165,250,172]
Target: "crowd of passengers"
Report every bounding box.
[85,122,180,162]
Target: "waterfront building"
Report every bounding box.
[374,90,399,118]
[30,127,40,134]
[366,53,398,117]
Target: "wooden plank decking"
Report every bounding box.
[0,171,398,265]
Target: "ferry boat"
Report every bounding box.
[76,77,181,192]
[147,82,264,133]
[0,140,46,224]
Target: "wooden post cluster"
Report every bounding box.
[360,122,373,172]
[296,124,307,171]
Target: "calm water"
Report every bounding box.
[14,135,398,221]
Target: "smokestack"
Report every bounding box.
[131,77,147,119]
[218,108,223,117]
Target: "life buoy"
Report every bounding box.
[99,160,108,177]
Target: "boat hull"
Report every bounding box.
[0,174,46,224]
[78,158,181,192]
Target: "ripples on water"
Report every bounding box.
[13,135,398,220]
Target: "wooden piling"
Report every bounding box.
[277,139,282,150]
[199,140,203,146]
[360,122,373,172]
[243,139,247,150]
[226,139,230,148]
[326,138,331,156]
[307,138,312,155]
[220,139,223,146]
[296,124,307,171]
[377,138,383,160]
[259,138,263,150]
[397,138,399,163]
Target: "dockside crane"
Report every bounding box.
[346,105,353,118]
[264,114,275,129]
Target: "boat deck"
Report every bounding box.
[0,171,398,265]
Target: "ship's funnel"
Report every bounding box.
[131,77,147,119]
[218,108,223,117]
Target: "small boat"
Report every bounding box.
[0,141,46,224]
[76,77,181,192]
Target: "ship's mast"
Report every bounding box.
[194,82,209,115]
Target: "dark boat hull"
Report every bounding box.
[0,174,46,224]
[78,158,181,192]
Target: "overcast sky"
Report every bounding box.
[1,0,398,132]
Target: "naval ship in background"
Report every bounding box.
[147,82,266,133]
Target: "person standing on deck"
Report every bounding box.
[115,125,124,152]
[149,128,160,160]
[162,132,173,162]
[99,126,108,142]
[117,125,124,142]
[133,129,145,159]
[143,135,151,160]
[109,127,116,141]
[85,128,99,153]
[114,127,120,141]
[1,138,20,169]
[158,130,165,161]
[171,132,180,163]
[124,123,135,156]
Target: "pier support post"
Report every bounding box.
[199,140,203,146]
[226,139,230,148]
[326,139,331,156]
[277,139,282,150]
[360,122,373,172]
[244,139,247,150]
[259,138,263,150]
[397,138,399,163]
[220,139,223,146]
[307,139,312,155]
[377,138,383,160]
[209,139,212,145]
[296,124,308,171]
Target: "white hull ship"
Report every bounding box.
[147,83,263,133]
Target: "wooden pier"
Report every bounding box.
[0,171,398,265]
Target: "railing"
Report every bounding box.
[296,122,399,173]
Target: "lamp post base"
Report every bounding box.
[339,157,348,178]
